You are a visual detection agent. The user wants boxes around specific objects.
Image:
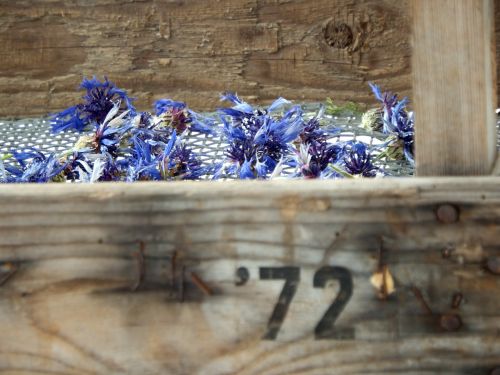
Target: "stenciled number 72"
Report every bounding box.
[259,266,353,340]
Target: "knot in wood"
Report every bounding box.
[324,21,353,49]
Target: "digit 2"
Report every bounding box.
[313,266,354,340]
[259,267,300,340]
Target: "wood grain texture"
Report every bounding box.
[1,178,500,374]
[412,0,498,176]
[0,0,414,117]
[2,1,500,119]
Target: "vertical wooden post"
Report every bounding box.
[412,0,497,175]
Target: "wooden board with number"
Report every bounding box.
[1,178,500,374]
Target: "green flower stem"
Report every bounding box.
[329,164,354,179]
[373,150,389,162]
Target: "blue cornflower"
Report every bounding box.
[154,98,215,135]
[294,109,341,178]
[93,122,131,156]
[218,93,302,179]
[336,141,379,178]
[169,144,206,179]
[2,149,66,183]
[74,104,133,157]
[61,152,90,182]
[159,131,206,180]
[300,114,328,146]
[74,153,123,182]
[369,82,414,163]
[125,136,162,181]
[128,110,172,155]
[295,142,341,179]
[50,77,135,133]
[73,156,106,183]
[155,99,187,115]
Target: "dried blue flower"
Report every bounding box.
[218,93,301,179]
[239,159,255,179]
[158,131,206,180]
[72,153,124,183]
[295,142,341,179]
[155,99,187,115]
[74,156,106,183]
[125,137,162,181]
[294,109,342,178]
[61,152,89,182]
[50,76,135,133]
[74,104,133,157]
[337,141,378,178]
[3,149,66,183]
[154,98,215,135]
[369,82,414,163]
[94,122,131,156]
[170,144,206,179]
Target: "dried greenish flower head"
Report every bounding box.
[361,108,383,132]
[74,135,94,151]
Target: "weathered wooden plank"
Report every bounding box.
[2,1,500,118]
[412,0,498,176]
[0,178,500,374]
[0,0,412,117]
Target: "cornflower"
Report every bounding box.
[51,77,135,133]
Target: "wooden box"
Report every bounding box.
[1,1,500,374]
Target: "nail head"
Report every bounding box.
[436,204,460,224]
[486,257,500,275]
[439,313,462,332]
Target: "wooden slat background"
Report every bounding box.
[0,0,415,117]
[2,0,500,118]
[1,0,499,118]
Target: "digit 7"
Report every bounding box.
[259,267,300,340]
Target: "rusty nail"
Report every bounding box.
[439,313,462,332]
[377,238,385,268]
[486,256,500,275]
[131,241,146,292]
[235,266,250,286]
[378,265,391,300]
[436,204,460,224]
[441,245,454,259]
[451,292,463,309]
[0,262,18,287]
[190,272,213,296]
[490,367,500,375]
[411,286,433,315]
[171,250,178,288]
[179,266,185,302]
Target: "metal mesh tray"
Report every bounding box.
[0,105,416,178]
